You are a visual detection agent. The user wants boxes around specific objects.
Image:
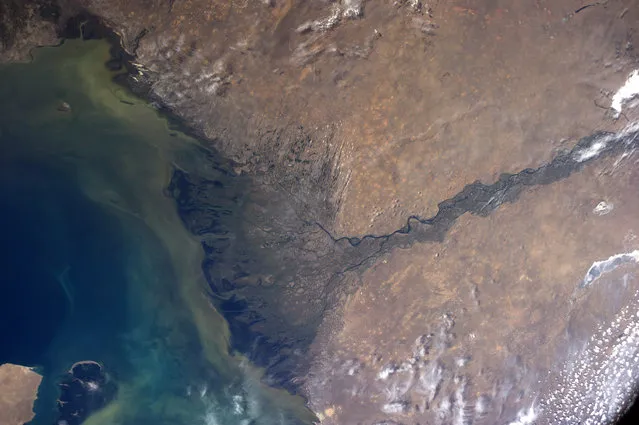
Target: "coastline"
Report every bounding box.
[4,1,639,424]
[0,364,42,425]
[0,37,318,424]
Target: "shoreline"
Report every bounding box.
[1,38,318,424]
[5,1,639,423]
[49,11,320,405]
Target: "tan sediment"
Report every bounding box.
[0,364,42,425]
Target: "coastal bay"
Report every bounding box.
[0,39,313,425]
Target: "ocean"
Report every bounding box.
[0,39,314,425]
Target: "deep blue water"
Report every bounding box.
[0,161,128,367]
[0,160,129,424]
[0,40,313,425]
[0,164,79,367]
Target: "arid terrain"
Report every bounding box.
[3,0,639,423]
[0,364,42,425]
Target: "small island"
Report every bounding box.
[0,363,42,425]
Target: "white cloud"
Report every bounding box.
[611,70,639,118]
[508,405,538,425]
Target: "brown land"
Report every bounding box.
[306,143,639,424]
[0,363,42,425]
[3,0,639,423]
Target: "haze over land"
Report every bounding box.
[2,1,639,424]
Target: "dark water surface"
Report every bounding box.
[0,40,313,425]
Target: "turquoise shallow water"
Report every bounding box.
[0,40,314,425]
